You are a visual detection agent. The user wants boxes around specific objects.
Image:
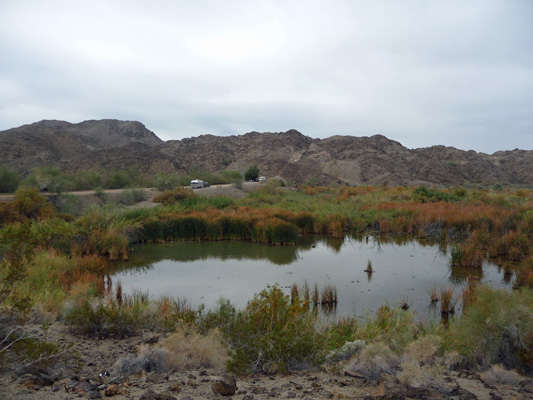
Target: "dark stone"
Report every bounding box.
[252,386,267,394]
[139,388,178,400]
[211,374,237,396]
[450,387,478,400]
[489,391,504,400]
[381,381,407,400]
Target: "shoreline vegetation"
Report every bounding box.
[1,173,532,385]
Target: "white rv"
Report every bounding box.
[190,179,204,189]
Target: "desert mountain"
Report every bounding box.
[1,120,531,187]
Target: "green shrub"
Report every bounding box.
[226,286,326,373]
[0,165,21,193]
[244,165,260,181]
[12,187,55,220]
[449,286,533,372]
[118,189,147,205]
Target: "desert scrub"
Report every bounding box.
[113,326,228,375]
[398,335,447,390]
[117,188,147,205]
[353,304,421,353]
[449,285,533,372]
[63,293,148,338]
[225,286,328,374]
[153,187,195,206]
[345,342,400,383]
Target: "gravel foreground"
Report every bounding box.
[1,323,532,400]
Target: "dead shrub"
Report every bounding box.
[346,342,399,383]
[113,326,227,376]
[398,335,446,389]
[479,364,525,386]
[158,326,228,371]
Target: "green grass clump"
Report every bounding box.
[448,286,533,372]
[64,295,147,338]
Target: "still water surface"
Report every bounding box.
[111,236,512,320]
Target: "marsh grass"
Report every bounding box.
[142,208,307,245]
[428,285,439,303]
[439,287,455,315]
[321,284,338,305]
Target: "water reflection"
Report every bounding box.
[448,265,483,284]
[111,235,513,319]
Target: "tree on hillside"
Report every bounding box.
[0,166,21,193]
[245,165,260,181]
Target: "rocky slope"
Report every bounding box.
[1,120,532,186]
[3,322,531,400]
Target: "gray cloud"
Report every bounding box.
[1,0,532,153]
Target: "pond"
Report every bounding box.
[111,235,514,320]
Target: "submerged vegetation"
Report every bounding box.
[1,180,532,375]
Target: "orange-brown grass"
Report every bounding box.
[440,287,455,315]
[327,214,347,238]
[290,283,299,304]
[367,201,517,234]
[321,284,338,305]
[57,254,109,292]
[153,187,195,205]
[428,285,439,303]
[514,257,533,288]
[455,243,484,268]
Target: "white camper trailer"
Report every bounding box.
[190,179,204,189]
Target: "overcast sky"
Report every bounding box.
[1,0,532,153]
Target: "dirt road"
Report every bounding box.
[0,182,262,203]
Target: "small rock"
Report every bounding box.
[489,391,503,400]
[144,336,159,345]
[139,388,178,400]
[450,387,478,400]
[104,384,127,396]
[211,374,237,396]
[147,372,165,383]
[252,386,267,394]
[168,381,181,393]
[344,370,367,381]
[381,381,407,400]
[88,390,102,399]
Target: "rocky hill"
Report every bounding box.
[1,120,531,187]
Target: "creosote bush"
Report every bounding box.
[225,286,327,374]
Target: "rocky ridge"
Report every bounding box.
[1,120,531,187]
